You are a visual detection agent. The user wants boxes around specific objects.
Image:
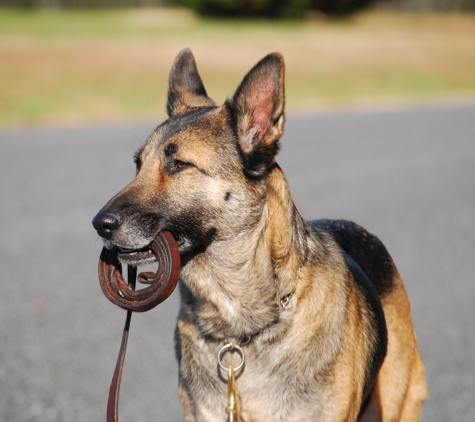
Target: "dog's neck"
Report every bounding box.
[264,164,308,296]
[179,164,308,342]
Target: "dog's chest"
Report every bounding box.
[237,367,327,422]
[184,342,329,422]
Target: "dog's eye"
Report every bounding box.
[170,159,189,173]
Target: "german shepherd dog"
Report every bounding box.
[93,49,427,421]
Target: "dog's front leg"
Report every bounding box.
[178,379,197,422]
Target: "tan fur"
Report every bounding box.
[175,163,426,422]
[93,49,427,422]
[360,275,428,422]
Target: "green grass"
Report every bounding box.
[1,8,475,127]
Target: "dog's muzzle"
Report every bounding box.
[92,211,156,265]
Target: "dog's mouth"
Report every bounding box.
[115,233,185,266]
[117,245,156,266]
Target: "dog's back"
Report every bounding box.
[313,219,396,299]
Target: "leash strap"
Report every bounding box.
[107,266,136,422]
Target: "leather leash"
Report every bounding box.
[98,232,181,422]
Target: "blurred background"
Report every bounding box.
[1,0,474,127]
[0,1,474,422]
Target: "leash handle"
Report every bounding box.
[98,232,181,313]
[107,266,136,422]
[98,232,181,422]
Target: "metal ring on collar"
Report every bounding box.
[217,343,245,372]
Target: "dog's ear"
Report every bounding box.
[167,49,215,116]
[229,53,285,177]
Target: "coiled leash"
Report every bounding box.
[98,232,181,422]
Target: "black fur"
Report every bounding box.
[167,49,214,116]
[314,220,396,298]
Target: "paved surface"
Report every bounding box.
[1,104,474,422]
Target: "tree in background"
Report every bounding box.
[178,0,375,18]
[0,0,379,17]
[0,0,473,17]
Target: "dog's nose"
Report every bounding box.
[92,212,121,239]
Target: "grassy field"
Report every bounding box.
[1,8,475,127]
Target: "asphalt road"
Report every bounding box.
[1,104,474,422]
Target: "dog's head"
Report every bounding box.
[92,49,286,265]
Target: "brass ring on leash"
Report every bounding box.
[217,344,245,373]
[98,231,181,422]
